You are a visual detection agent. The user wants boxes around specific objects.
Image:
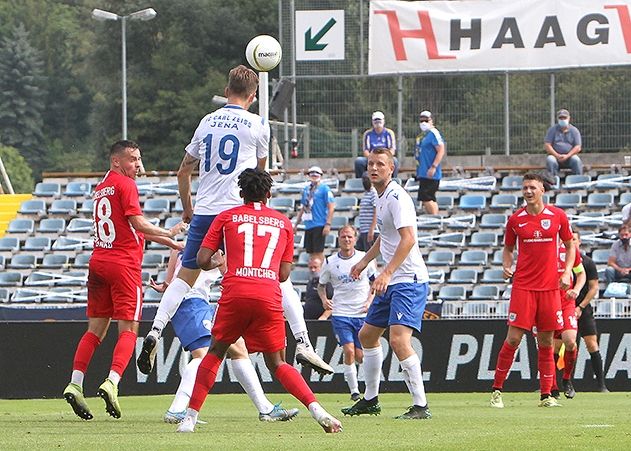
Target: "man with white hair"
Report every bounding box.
[355,111,399,179]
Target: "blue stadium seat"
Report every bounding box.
[153,183,179,195]
[436,195,455,210]
[0,271,23,287]
[73,253,91,268]
[52,237,86,251]
[296,251,310,266]
[173,198,196,213]
[481,268,506,283]
[0,237,20,252]
[574,212,605,228]
[144,288,163,303]
[501,175,523,190]
[9,254,36,269]
[479,213,507,229]
[19,199,47,215]
[591,249,610,264]
[596,173,628,189]
[325,234,337,248]
[143,198,170,214]
[49,199,77,215]
[64,182,92,197]
[555,193,582,209]
[448,269,478,284]
[492,249,504,265]
[290,268,311,285]
[270,197,295,213]
[42,287,78,303]
[11,288,43,303]
[278,179,306,194]
[458,194,486,210]
[438,285,466,301]
[342,178,365,193]
[587,193,614,208]
[490,194,518,209]
[7,218,35,234]
[564,174,591,188]
[67,218,93,233]
[79,199,94,214]
[0,287,9,303]
[334,196,358,211]
[469,231,499,247]
[38,218,66,234]
[459,250,488,266]
[620,192,631,205]
[57,270,88,286]
[470,285,500,300]
[330,216,348,230]
[33,182,61,197]
[142,253,165,268]
[427,250,455,266]
[0,255,4,269]
[41,254,70,269]
[23,236,52,251]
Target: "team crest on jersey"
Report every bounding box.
[540,219,551,230]
[508,312,517,322]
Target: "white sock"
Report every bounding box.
[185,407,199,422]
[108,370,121,386]
[362,346,383,401]
[152,278,191,332]
[281,279,313,349]
[400,354,427,407]
[308,401,326,421]
[231,358,274,414]
[344,363,359,394]
[71,370,84,387]
[169,357,202,412]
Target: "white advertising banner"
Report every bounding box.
[369,0,631,74]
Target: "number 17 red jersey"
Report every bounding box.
[201,202,294,306]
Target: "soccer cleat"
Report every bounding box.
[538,396,562,407]
[259,403,300,422]
[176,415,196,433]
[341,397,381,416]
[489,390,504,408]
[562,379,576,399]
[137,329,160,375]
[97,378,121,419]
[317,413,342,433]
[350,392,361,402]
[63,383,93,420]
[164,410,207,424]
[394,405,432,420]
[295,343,334,375]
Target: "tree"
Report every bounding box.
[0,23,47,175]
[0,145,34,194]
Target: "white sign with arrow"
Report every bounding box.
[295,10,345,61]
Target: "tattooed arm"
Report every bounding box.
[177,152,199,223]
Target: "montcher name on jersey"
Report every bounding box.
[235,267,277,280]
[94,186,115,199]
[232,214,286,229]
[206,114,252,129]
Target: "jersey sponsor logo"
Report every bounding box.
[540,219,551,230]
[533,230,543,239]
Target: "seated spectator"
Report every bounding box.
[356,175,378,252]
[605,225,631,284]
[303,256,333,320]
[354,111,399,179]
[544,109,583,176]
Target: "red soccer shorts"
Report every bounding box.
[508,287,563,332]
[555,290,578,337]
[211,297,286,353]
[87,259,143,321]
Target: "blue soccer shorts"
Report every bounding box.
[181,214,217,269]
[364,282,429,332]
[331,316,365,348]
[171,297,217,351]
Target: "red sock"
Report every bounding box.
[538,345,555,396]
[563,348,577,380]
[492,341,518,391]
[110,331,137,376]
[189,353,223,412]
[274,363,317,407]
[72,331,101,373]
[551,354,559,392]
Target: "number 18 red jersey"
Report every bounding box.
[201,202,294,306]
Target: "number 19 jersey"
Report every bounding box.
[201,202,294,306]
[185,105,270,215]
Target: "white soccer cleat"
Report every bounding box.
[176,415,196,433]
[317,413,342,433]
[489,390,504,408]
[295,343,333,375]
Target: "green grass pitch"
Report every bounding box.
[1,392,629,450]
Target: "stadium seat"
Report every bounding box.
[7,218,35,234]
[462,302,492,317]
[144,288,163,303]
[23,236,52,252]
[427,250,455,266]
[428,269,445,284]
[41,254,70,269]
[549,175,561,190]
[0,271,23,286]
[296,251,310,266]
[469,231,499,247]
[0,237,20,252]
[574,212,605,228]
[459,250,488,266]
[438,285,466,301]
[66,218,93,233]
[33,182,61,197]
[52,237,86,251]
[479,213,507,229]
[64,182,92,197]
[57,270,88,286]
[18,199,47,216]
[620,192,631,205]
[79,199,94,214]
[448,269,478,284]
[136,180,153,196]
[458,194,486,210]
[482,268,507,283]
[173,198,196,213]
[0,288,9,303]
[143,198,170,214]
[294,233,304,249]
[49,199,77,215]
[153,183,179,195]
[42,287,79,303]
[435,232,466,247]
[278,179,306,194]
[555,193,582,209]
[501,175,523,190]
[290,268,311,285]
[324,233,337,248]
[564,174,591,188]
[269,197,295,213]
[73,253,91,268]
[436,195,455,210]
[591,249,610,264]
[490,194,518,209]
[587,193,614,208]
[596,173,628,189]
[38,218,66,234]
[11,288,43,303]
[142,253,165,268]
[342,178,365,193]
[8,254,36,269]
[470,285,500,300]
[334,196,358,211]
[330,216,348,230]
[164,217,183,229]
[417,215,443,230]
[491,249,504,265]
[24,272,57,287]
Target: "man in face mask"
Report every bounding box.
[544,109,583,176]
[414,110,445,215]
[605,226,631,284]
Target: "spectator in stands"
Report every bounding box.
[356,175,378,252]
[605,225,631,284]
[354,111,398,179]
[544,109,583,176]
[294,166,335,262]
[622,202,631,226]
[303,256,333,320]
[414,110,445,215]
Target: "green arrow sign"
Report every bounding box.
[305,18,336,51]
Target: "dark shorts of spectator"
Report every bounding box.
[303,300,325,320]
[578,305,598,337]
[305,226,326,254]
[417,177,440,202]
[357,232,379,252]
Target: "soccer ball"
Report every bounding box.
[245,35,282,72]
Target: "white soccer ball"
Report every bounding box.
[245,35,282,72]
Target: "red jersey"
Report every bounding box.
[505,205,572,291]
[201,202,294,305]
[91,171,144,268]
